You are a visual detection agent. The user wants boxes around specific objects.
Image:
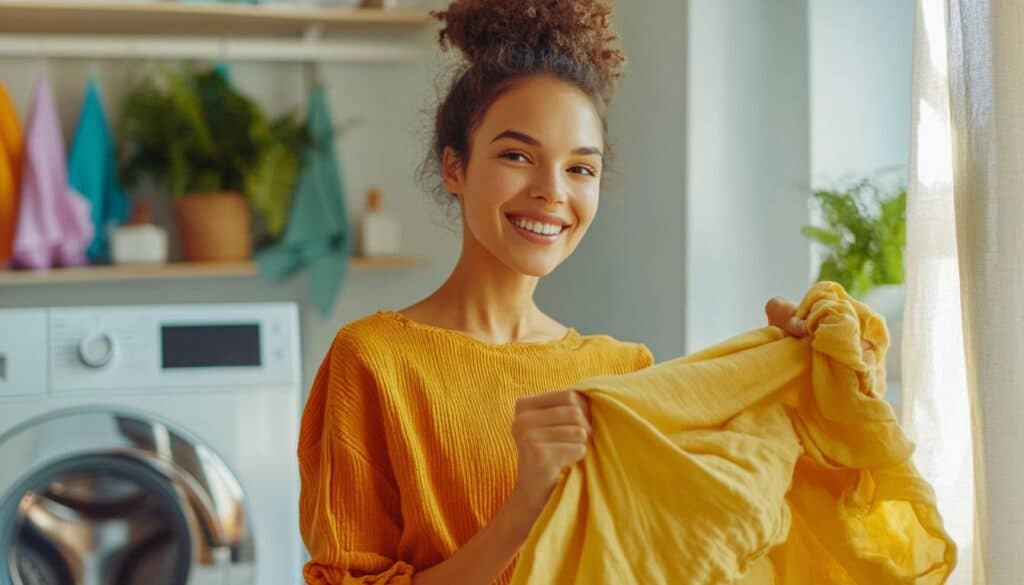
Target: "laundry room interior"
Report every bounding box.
[1,0,1015,584]
[0,0,918,411]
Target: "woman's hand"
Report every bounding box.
[765,296,875,366]
[507,389,592,517]
[413,390,592,585]
[765,297,809,338]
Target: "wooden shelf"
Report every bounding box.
[0,1,434,36]
[0,1,435,62]
[0,256,429,286]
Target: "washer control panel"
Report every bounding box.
[0,303,299,396]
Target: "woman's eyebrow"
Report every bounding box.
[490,129,602,157]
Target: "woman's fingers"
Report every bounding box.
[516,390,591,424]
[765,297,808,338]
[574,391,591,422]
[767,298,879,368]
[516,388,583,413]
[512,405,591,435]
[765,297,794,326]
[523,425,591,444]
[547,443,588,466]
[510,391,594,513]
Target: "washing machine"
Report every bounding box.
[0,303,303,585]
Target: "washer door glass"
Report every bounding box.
[5,455,191,585]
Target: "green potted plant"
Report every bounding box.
[802,173,907,299]
[118,66,307,262]
[803,172,908,380]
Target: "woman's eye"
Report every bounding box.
[570,166,597,177]
[502,152,529,163]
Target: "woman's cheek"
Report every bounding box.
[489,165,527,198]
[574,188,600,230]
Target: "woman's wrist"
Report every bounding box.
[412,491,539,585]
[495,490,540,544]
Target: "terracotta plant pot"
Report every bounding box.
[173,192,253,262]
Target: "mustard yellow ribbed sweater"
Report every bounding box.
[297,310,654,585]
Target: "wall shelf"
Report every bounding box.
[0,2,433,36]
[0,256,430,287]
[0,1,436,62]
[0,4,435,288]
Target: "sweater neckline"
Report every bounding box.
[377,310,581,353]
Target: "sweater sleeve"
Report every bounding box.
[297,330,415,585]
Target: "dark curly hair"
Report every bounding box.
[418,0,626,225]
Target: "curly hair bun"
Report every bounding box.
[432,0,625,83]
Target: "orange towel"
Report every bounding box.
[0,81,23,267]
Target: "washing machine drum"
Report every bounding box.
[0,410,256,585]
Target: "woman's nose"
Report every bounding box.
[530,167,567,204]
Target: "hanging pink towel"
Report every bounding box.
[12,65,93,269]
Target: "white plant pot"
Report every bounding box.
[381,0,422,8]
[110,224,169,265]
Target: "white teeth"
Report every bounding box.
[511,216,563,236]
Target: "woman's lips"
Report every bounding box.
[506,214,567,244]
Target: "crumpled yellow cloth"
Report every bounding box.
[509,282,956,585]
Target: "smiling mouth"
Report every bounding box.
[503,214,569,236]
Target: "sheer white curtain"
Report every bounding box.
[905,1,1024,583]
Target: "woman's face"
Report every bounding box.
[443,74,604,277]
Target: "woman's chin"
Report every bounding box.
[507,254,561,278]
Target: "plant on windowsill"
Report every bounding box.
[117,65,308,262]
[803,170,908,382]
[802,171,907,300]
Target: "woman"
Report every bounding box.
[297,1,809,583]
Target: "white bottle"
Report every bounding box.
[359,187,400,257]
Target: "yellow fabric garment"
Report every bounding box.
[509,282,956,585]
[0,81,23,267]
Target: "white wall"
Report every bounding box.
[685,0,812,353]
[809,0,914,184]
[807,0,914,282]
[535,0,688,362]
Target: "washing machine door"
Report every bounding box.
[0,409,256,585]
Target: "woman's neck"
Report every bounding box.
[400,241,564,344]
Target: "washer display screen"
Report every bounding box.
[160,324,261,369]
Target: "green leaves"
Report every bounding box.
[802,174,907,298]
[117,65,309,242]
[246,140,300,238]
[246,111,308,238]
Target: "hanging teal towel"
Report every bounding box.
[254,86,353,316]
[68,77,129,264]
[214,61,232,83]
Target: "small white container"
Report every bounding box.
[110,224,169,265]
[359,187,400,257]
[381,0,422,9]
[314,0,363,8]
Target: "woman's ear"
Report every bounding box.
[441,146,465,198]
